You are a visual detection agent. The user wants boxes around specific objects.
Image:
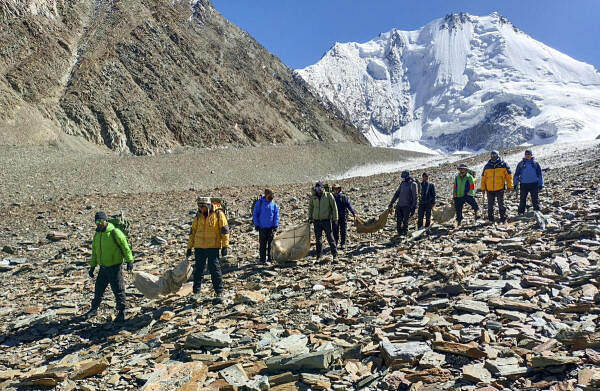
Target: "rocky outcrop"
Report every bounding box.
[0,0,365,154]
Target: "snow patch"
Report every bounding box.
[367,59,388,80]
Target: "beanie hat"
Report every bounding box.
[94,211,107,221]
[401,170,410,179]
[196,196,211,205]
[491,150,499,158]
[525,149,532,155]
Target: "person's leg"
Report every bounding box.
[339,219,347,247]
[466,196,479,219]
[332,220,340,246]
[454,198,464,224]
[417,204,425,228]
[193,248,208,294]
[395,207,402,235]
[314,221,324,258]
[497,190,506,221]
[425,205,432,227]
[324,220,337,256]
[90,266,110,310]
[258,229,267,263]
[108,264,126,313]
[487,191,495,221]
[518,184,527,214]
[266,228,274,262]
[530,184,540,211]
[206,248,223,294]
[402,207,410,234]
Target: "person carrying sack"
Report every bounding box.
[253,188,280,264]
[308,181,338,260]
[388,170,417,236]
[186,196,230,304]
[83,211,133,323]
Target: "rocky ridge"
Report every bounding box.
[0,143,599,390]
[0,0,365,154]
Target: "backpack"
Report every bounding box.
[467,168,476,177]
[210,197,227,215]
[108,211,131,249]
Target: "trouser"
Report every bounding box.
[454,196,478,224]
[193,248,223,294]
[487,190,506,221]
[91,264,126,312]
[258,228,275,262]
[332,218,348,246]
[314,220,337,257]
[395,206,411,235]
[417,204,433,228]
[519,183,540,214]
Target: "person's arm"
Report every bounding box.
[90,233,98,267]
[431,183,436,205]
[308,197,314,222]
[252,199,260,227]
[218,212,230,248]
[389,187,400,208]
[513,162,521,188]
[346,196,356,216]
[536,162,544,188]
[114,229,133,263]
[411,182,418,209]
[481,169,487,191]
[330,193,338,222]
[469,176,476,196]
[274,204,280,228]
[187,218,197,250]
[505,164,514,190]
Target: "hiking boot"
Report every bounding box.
[83,308,98,320]
[114,310,125,324]
[213,292,224,305]
[191,293,203,304]
[332,254,338,260]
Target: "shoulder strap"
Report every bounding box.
[110,229,125,256]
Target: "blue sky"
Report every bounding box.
[211,0,600,71]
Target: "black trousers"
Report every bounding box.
[91,264,126,311]
[417,204,433,228]
[258,228,275,262]
[454,196,478,224]
[332,218,348,246]
[395,206,411,234]
[193,248,223,294]
[314,220,337,257]
[519,183,540,214]
[487,190,506,221]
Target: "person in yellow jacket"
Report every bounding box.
[186,196,230,304]
[481,151,513,223]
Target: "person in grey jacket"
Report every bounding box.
[308,181,338,259]
[388,171,418,236]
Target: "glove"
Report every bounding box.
[221,247,228,257]
[254,225,259,231]
[126,262,133,272]
[186,248,192,258]
[88,266,95,279]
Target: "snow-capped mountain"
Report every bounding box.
[297,12,600,152]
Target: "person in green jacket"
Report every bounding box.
[84,211,133,323]
[308,181,338,259]
[453,164,479,226]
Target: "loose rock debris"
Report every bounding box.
[1,146,600,390]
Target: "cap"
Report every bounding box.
[458,163,468,169]
[196,196,211,205]
[94,211,107,221]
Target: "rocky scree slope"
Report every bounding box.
[298,12,600,152]
[0,145,599,389]
[0,0,365,154]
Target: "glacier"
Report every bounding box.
[297,12,600,152]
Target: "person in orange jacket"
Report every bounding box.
[481,151,513,223]
[186,196,230,304]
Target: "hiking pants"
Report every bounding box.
[417,204,433,228]
[519,183,540,214]
[454,196,478,224]
[314,220,337,257]
[395,206,412,235]
[487,190,506,222]
[258,228,275,263]
[193,248,223,294]
[91,264,126,311]
[332,218,348,246]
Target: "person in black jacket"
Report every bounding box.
[417,173,436,229]
[332,184,357,249]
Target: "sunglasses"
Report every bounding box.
[95,219,105,225]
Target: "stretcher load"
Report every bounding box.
[272,223,311,263]
[354,209,391,233]
[133,258,192,299]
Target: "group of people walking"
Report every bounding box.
[83,149,543,323]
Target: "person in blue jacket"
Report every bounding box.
[332,184,357,249]
[513,149,544,214]
[253,188,280,264]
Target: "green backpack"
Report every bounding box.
[108,212,131,247]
